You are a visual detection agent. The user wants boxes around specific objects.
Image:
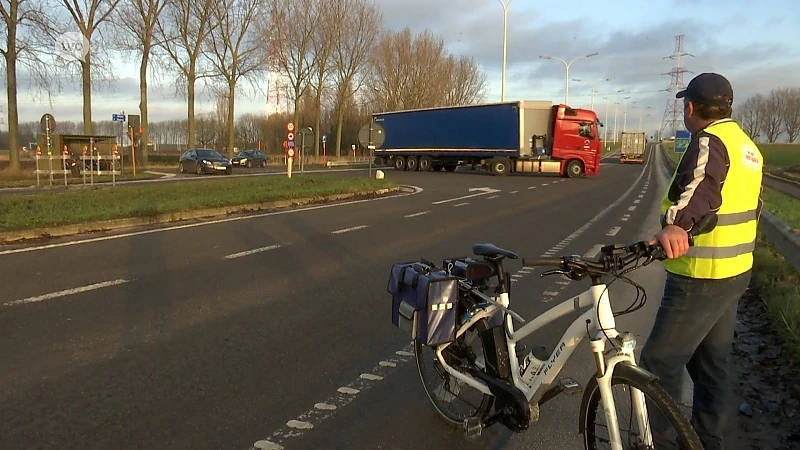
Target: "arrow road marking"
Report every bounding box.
[431,187,501,205]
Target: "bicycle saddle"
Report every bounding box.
[472,243,519,259]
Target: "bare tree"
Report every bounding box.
[1,0,59,170]
[156,0,218,148]
[443,55,487,106]
[776,87,800,143]
[58,0,122,134]
[760,90,784,143]
[204,0,265,157]
[736,94,765,141]
[308,0,336,156]
[266,0,316,132]
[195,112,218,147]
[331,0,380,157]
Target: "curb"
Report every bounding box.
[0,186,404,244]
[764,172,800,187]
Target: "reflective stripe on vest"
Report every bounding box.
[660,120,762,280]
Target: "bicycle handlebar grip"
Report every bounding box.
[522,257,564,268]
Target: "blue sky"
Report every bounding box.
[6,0,800,136]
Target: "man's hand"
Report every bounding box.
[650,225,691,259]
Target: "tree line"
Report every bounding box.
[735,87,800,144]
[1,0,487,170]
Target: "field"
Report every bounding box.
[661,142,800,170]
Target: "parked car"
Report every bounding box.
[179,148,232,175]
[231,150,267,168]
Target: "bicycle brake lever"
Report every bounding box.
[540,269,569,278]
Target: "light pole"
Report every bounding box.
[497,0,513,101]
[624,100,637,133]
[603,89,625,147]
[539,52,598,104]
[639,107,652,131]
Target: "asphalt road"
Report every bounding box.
[0,149,674,449]
[763,175,800,199]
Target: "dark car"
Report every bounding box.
[231,150,267,168]
[179,148,232,175]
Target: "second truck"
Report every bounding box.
[619,131,646,164]
[371,101,603,177]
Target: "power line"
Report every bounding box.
[659,35,694,138]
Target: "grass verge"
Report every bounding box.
[661,144,800,363]
[0,174,397,232]
[0,168,162,188]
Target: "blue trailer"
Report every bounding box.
[371,101,602,177]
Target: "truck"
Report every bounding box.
[619,131,646,164]
[370,101,603,177]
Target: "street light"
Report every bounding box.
[624,100,637,133]
[603,89,625,146]
[573,76,613,110]
[539,52,598,104]
[497,0,513,101]
[639,106,652,131]
[614,96,630,141]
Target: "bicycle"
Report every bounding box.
[387,237,708,449]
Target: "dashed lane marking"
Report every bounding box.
[452,202,469,207]
[331,225,368,234]
[606,227,621,236]
[628,206,637,211]
[224,244,284,259]
[584,244,604,259]
[3,279,133,307]
[404,211,431,218]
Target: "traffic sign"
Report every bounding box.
[287,122,295,132]
[287,148,295,157]
[39,113,56,133]
[322,135,327,143]
[675,130,691,153]
[358,122,385,149]
[112,113,126,122]
[287,132,294,141]
[282,140,288,148]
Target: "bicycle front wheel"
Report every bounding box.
[581,364,703,449]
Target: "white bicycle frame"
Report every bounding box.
[433,282,653,450]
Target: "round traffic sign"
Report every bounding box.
[287,148,295,157]
[358,122,386,149]
[287,132,294,141]
[40,113,56,133]
[282,140,288,148]
[287,122,295,132]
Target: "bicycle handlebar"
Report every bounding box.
[522,241,666,277]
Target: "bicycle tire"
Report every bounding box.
[582,366,703,449]
[414,317,495,427]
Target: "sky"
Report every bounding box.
[4,0,800,137]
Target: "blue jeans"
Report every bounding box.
[639,270,751,450]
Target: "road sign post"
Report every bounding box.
[358,121,385,178]
[286,122,295,178]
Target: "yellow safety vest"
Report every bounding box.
[660,120,763,279]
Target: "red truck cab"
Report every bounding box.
[549,104,602,176]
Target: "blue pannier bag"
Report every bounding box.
[387,261,459,345]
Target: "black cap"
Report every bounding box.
[676,73,734,107]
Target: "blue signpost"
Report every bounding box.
[675,130,691,153]
[112,113,126,122]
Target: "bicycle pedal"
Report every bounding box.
[558,377,582,395]
[463,417,483,440]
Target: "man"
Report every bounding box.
[640,72,763,449]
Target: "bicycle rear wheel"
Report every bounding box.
[581,364,703,449]
[414,317,494,427]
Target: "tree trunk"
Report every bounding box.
[187,69,196,148]
[139,47,150,167]
[314,89,322,157]
[335,100,345,158]
[81,50,93,134]
[227,82,236,157]
[5,46,20,171]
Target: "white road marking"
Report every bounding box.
[0,185,425,256]
[621,217,630,222]
[331,225,368,234]
[249,344,414,450]
[541,183,550,186]
[528,186,537,190]
[3,279,132,307]
[404,211,430,218]
[286,420,313,430]
[628,206,637,211]
[584,244,604,259]
[224,244,283,259]
[452,202,469,207]
[638,194,644,199]
[486,195,499,199]
[511,274,522,279]
[359,373,383,381]
[431,187,500,205]
[606,227,621,236]
[510,190,519,194]
[633,199,640,204]
[379,361,396,367]
[543,291,560,297]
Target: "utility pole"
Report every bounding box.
[660,35,694,139]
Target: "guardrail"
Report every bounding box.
[325,159,384,168]
[659,145,799,272]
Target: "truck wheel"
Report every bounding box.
[406,156,418,171]
[444,165,457,172]
[490,157,511,176]
[393,156,406,171]
[418,156,433,171]
[566,160,584,178]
